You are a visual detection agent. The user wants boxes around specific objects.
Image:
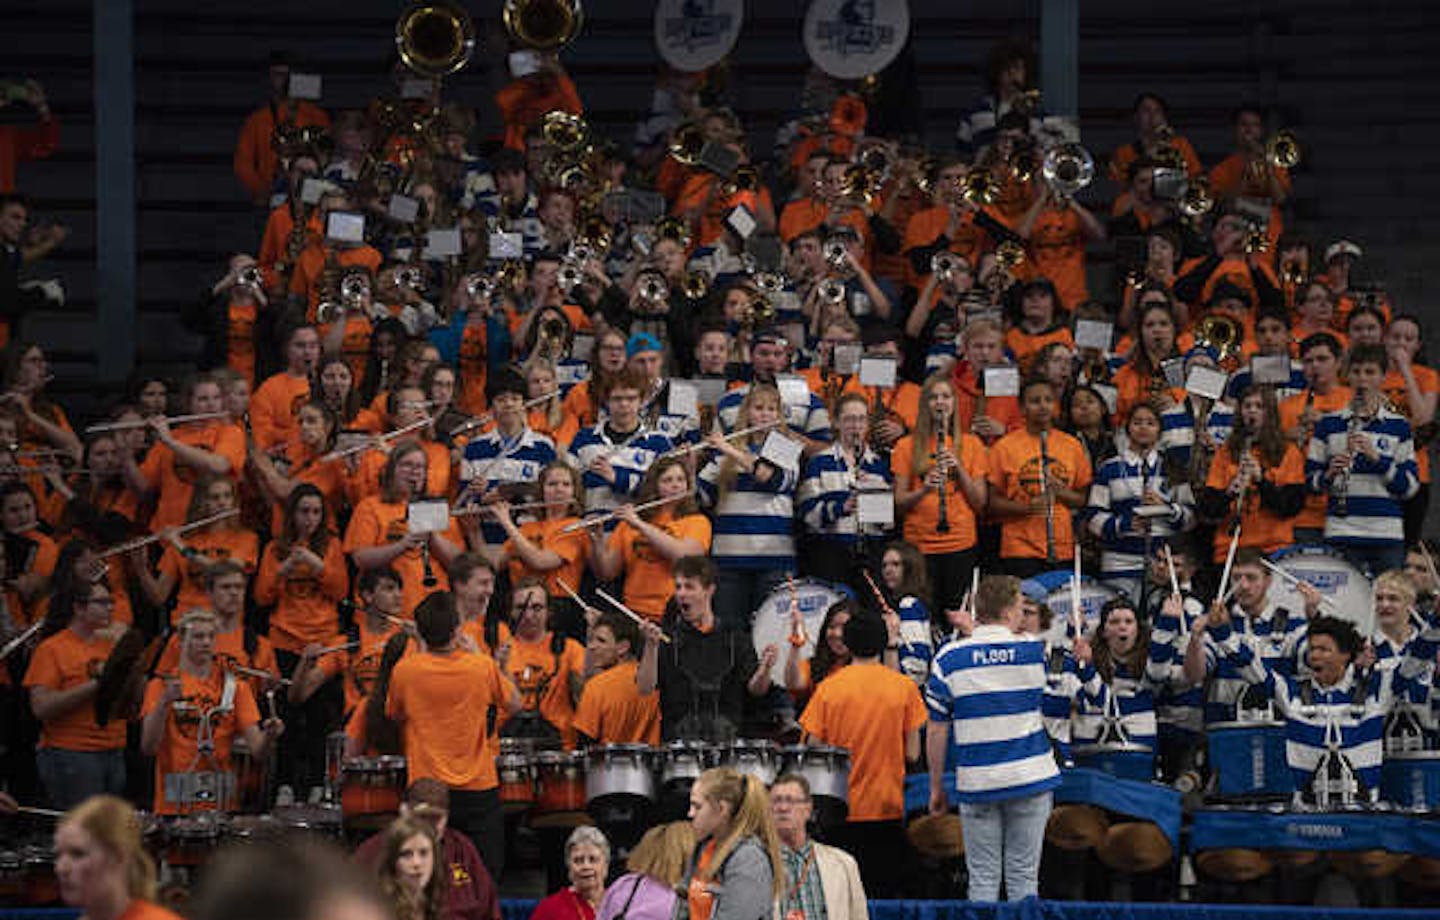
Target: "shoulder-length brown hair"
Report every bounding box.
[377,816,444,920]
[1227,385,1289,468]
[379,441,428,504]
[634,456,698,520]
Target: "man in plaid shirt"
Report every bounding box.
[770,775,868,920]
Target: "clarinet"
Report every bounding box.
[1040,429,1057,564]
[1332,394,1366,517]
[421,541,438,588]
[935,412,951,533]
[1233,430,1256,526]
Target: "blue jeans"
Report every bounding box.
[36,748,126,810]
[959,790,1053,901]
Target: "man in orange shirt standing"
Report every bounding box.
[988,378,1093,577]
[1279,333,1352,542]
[23,580,128,808]
[572,611,658,748]
[799,614,926,898]
[250,323,320,457]
[234,53,331,208]
[387,591,520,881]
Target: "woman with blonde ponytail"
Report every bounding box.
[54,795,180,920]
[678,767,784,920]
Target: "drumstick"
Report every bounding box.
[557,491,692,534]
[1257,558,1340,613]
[1071,551,1083,636]
[1164,544,1181,598]
[319,417,432,463]
[0,620,44,662]
[1214,523,1242,608]
[229,664,293,686]
[554,577,601,620]
[15,806,64,818]
[594,588,670,643]
[1419,540,1440,592]
[860,569,897,619]
[97,509,240,559]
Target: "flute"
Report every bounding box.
[448,391,560,438]
[595,587,671,643]
[1257,558,1340,613]
[0,619,44,662]
[86,411,229,433]
[451,499,569,517]
[97,509,240,559]
[319,417,433,462]
[663,421,780,459]
[557,491,693,534]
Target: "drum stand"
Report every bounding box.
[1302,718,1364,810]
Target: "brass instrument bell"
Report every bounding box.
[1041,143,1095,198]
[503,0,583,52]
[1266,130,1301,169]
[396,2,477,78]
[668,122,705,166]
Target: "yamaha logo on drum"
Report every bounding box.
[812,2,897,57]
[661,1,734,53]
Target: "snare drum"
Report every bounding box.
[533,750,588,827]
[340,756,406,822]
[1073,742,1155,783]
[721,740,780,787]
[781,745,849,824]
[163,814,225,869]
[498,738,537,812]
[586,744,656,805]
[1207,721,1293,797]
[20,845,57,906]
[1381,749,1440,811]
[660,741,712,790]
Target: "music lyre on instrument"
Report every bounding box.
[320,416,433,463]
[594,587,670,643]
[97,509,240,559]
[556,491,692,534]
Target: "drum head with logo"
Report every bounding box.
[1269,544,1373,635]
[802,0,910,81]
[1034,573,1118,647]
[654,0,744,73]
[752,578,848,685]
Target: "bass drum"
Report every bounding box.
[1269,545,1374,635]
[803,0,911,81]
[1027,572,1118,648]
[752,578,849,686]
[653,0,743,73]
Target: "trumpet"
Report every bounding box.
[576,214,611,254]
[822,236,850,271]
[636,272,670,305]
[1280,260,1306,286]
[723,165,760,197]
[504,0,583,52]
[680,269,711,300]
[654,216,692,250]
[1041,143,1095,199]
[994,239,1026,270]
[556,261,584,292]
[236,266,263,291]
[1179,176,1214,218]
[961,170,1000,206]
[464,273,496,301]
[1242,225,1270,255]
[1266,130,1301,169]
[817,278,847,305]
[931,251,963,285]
[753,271,786,297]
[668,122,705,167]
[395,265,425,293]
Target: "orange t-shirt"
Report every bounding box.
[687,841,718,920]
[266,449,347,534]
[777,199,873,272]
[23,628,127,751]
[798,661,926,822]
[891,432,988,555]
[346,440,453,507]
[1204,443,1307,561]
[1109,135,1202,182]
[607,511,713,621]
[386,649,511,791]
[1279,387,1354,531]
[142,667,261,814]
[456,324,490,416]
[797,370,922,430]
[157,527,260,619]
[250,372,313,455]
[988,427,1093,561]
[117,899,185,920]
[952,363,1022,444]
[504,517,589,600]
[154,622,278,684]
[460,618,512,660]
[4,528,58,626]
[343,497,463,617]
[1384,365,1440,482]
[1025,207,1088,308]
[1112,363,1185,421]
[528,407,581,450]
[233,100,330,199]
[254,539,349,655]
[345,616,401,714]
[570,659,660,746]
[901,205,992,289]
[1005,325,1075,376]
[290,244,383,312]
[139,422,247,532]
[504,631,587,749]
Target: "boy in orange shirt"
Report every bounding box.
[799,613,925,898]
[250,324,320,456]
[496,579,587,749]
[988,378,1093,577]
[571,611,659,747]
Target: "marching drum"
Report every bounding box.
[162,814,225,869]
[1207,721,1293,798]
[586,744,656,806]
[1036,575,1118,648]
[721,740,781,787]
[498,738,537,812]
[752,579,849,686]
[660,741,712,790]
[273,804,343,840]
[19,845,57,906]
[340,756,406,824]
[1045,805,1109,852]
[1381,749,1440,811]
[1073,742,1155,783]
[1095,821,1173,875]
[1269,545,1374,635]
[532,750,588,827]
[781,745,849,826]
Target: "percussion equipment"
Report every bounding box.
[498,738,538,812]
[780,745,849,825]
[906,813,965,861]
[163,814,225,869]
[1194,848,1273,883]
[19,845,56,906]
[720,739,781,787]
[1073,742,1155,783]
[1045,804,1109,851]
[1036,574,1118,647]
[1207,721,1293,798]
[1095,820,1173,874]
[660,741,713,790]
[802,0,910,81]
[1329,849,1410,881]
[273,804,343,839]
[340,756,407,825]
[0,851,22,903]
[1381,750,1440,811]
[753,579,848,685]
[1269,545,1374,635]
[533,750,588,827]
[226,814,283,842]
[653,0,743,74]
[586,744,657,806]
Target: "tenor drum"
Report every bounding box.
[19,845,57,906]
[1095,821,1173,874]
[1194,848,1274,883]
[163,814,225,869]
[227,814,283,842]
[1045,804,1109,852]
[1329,850,1410,881]
[586,744,656,805]
[1380,750,1440,811]
[533,750,589,827]
[752,579,848,686]
[781,745,849,825]
[1207,721,1293,798]
[1270,545,1374,634]
[721,740,780,787]
[340,756,406,823]
[498,738,537,812]
[660,741,712,790]
[1073,742,1155,783]
[273,804,343,840]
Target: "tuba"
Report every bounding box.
[396,2,477,78]
[504,0,583,52]
[1195,314,1242,369]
